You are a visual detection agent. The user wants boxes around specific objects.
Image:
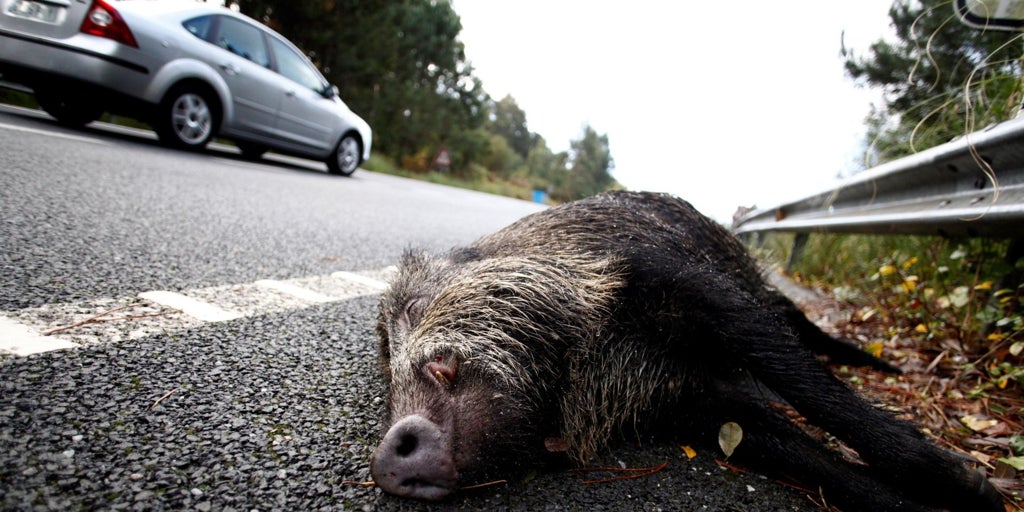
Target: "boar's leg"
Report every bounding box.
[768,290,903,374]
[370,414,458,500]
[693,390,935,512]
[678,267,1003,512]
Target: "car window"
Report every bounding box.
[216,17,270,68]
[269,37,327,93]
[182,15,212,40]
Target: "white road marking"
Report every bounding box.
[0,267,396,359]
[0,316,79,356]
[331,270,390,291]
[254,279,337,303]
[137,290,245,323]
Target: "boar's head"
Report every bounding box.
[370,249,621,499]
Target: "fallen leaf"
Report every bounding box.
[901,276,918,293]
[857,307,876,321]
[680,445,697,460]
[998,456,1024,471]
[960,414,999,432]
[994,460,1017,479]
[719,422,743,458]
[866,341,884,357]
[970,450,994,465]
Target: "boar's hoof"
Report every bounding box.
[370,414,457,500]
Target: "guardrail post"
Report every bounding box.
[997,237,1024,292]
[786,233,809,271]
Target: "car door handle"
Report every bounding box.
[219,63,240,75]
[285,90,297,98]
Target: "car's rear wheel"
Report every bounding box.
[35,89,103,127]
[156,85,218,149]
[327,134,361,176]
[235,141,267,160]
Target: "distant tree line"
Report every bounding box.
[233,0,616,201]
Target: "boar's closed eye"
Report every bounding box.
[399,296,428,331]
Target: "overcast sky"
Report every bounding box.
[453,0,898,222]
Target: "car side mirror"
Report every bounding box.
[323,85,339,99]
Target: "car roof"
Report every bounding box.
[114,0,228,18]
[116,0,297,48]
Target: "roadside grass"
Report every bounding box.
[755,232,1024,503]
[760,234,1021,369]
[0,88,35,109]
[361,153,537,202]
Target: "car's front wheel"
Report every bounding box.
[327,134,362,176]
[35,89,103,127]
[155,85,218,149]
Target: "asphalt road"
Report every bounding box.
[0,105,817,511]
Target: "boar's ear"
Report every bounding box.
[448,247,481,264]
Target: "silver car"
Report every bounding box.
[0,0,371,175]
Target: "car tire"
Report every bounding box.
[326,134,361,176]
[235,141,267,160]
[156,85,218,149]
[35,89,103,127]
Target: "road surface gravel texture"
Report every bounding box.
[0,107,816,510]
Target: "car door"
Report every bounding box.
[266,36,339,154]
[205,15,281,137]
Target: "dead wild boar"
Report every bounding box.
[370,191,1002,511]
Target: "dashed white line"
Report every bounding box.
[254,279,337,303]
[0,316,79,356]
[1,267,395,359]
[137,290,245,323]
[331,270,390,291]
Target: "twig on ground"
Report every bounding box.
[461,479,508,490]
[150,388,180,410]
[43,304,132,335]
[577,461,668,485]
[340,480,376,487]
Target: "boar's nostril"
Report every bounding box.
[371,415,458,500]
[396,433,418,456]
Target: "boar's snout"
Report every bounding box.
[370,414,457,500]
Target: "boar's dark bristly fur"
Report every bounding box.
[370,191,1003,511]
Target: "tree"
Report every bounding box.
[487,95,534,158]
[234,0,485,159]
[843,0,1023,163]
[525,138,568,192]
[553,125,616,201]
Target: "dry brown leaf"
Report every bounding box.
[719,422,743,458]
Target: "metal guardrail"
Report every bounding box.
[0,78,33,95]
[732,116,1024,239]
